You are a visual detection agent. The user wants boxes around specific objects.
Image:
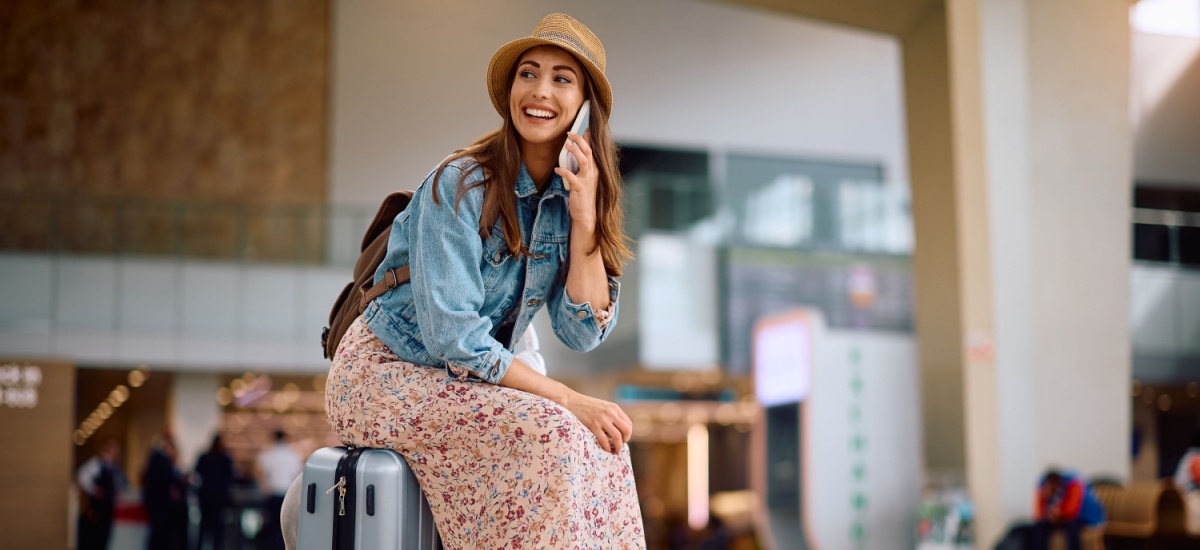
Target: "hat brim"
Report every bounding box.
[487,37,612,120]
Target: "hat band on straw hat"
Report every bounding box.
[534,31,599,67]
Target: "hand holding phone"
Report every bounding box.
[557,100,591,190]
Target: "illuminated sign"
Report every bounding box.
[753,315,812,407]
[0,363,42,409]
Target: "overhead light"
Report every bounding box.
[658,402,682,424]
[216,387,233,407]
[714,404,737,426]
[1133,0,1200,38]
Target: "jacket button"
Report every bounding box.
[576,310,588,319]
[493,251,503,262]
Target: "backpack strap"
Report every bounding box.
[361,266,411,305]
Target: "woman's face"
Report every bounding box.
[508,45,587,150]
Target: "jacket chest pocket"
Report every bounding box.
[526,237,567,291]
[481,228,512,292]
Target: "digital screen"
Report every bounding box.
[753,317,811,407]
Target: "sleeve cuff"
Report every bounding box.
[561,278,621,338]
[444,342,513,385]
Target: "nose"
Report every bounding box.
[532,77,552,99]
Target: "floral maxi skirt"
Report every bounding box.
[325,317,646,550]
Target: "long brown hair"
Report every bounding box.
[431,56,632,277]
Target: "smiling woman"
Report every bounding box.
[300,12,645,550]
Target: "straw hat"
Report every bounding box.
[486,13,611,118]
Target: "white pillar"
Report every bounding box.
[169,372,223,472]
[906,0,1133,545]
[980,0,1134,522]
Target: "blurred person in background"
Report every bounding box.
[77,438,122,550]
[194,434,238,550]
[143,434,188,550]
[1173,432,1200,533]
[257,429,301,550]
[1032,469,1105,550]
[1172,432,1200,491]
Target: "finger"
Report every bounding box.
[601,425,620,453]
[588,422,607,444]
[568,132,594,161]
[553,166,579,190]
[565,137,590,172]
[616,416,633,446]
[594,427,613,452]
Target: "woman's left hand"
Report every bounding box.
[554,132,598,232]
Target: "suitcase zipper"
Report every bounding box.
[332,447,364,550]
[325,476,347,516]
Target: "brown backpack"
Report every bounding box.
[321,190,415,359]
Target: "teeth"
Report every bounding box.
[525,108,555,119]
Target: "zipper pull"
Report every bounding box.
[338,483,347,517]
[325,476,348,516]
[324,476,345,495]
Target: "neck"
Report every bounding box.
[520,139,563,191]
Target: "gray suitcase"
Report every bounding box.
[297,447,443,550]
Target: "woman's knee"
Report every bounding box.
[507,401,588,455]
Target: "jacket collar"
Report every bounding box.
[515,163,569,200]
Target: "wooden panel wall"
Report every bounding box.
[0,0,330,261]
[0,360,75,549]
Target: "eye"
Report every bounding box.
[554,75,573,84]
[518,70,536,79]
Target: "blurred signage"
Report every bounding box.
[0,363,42,408]
[753,312,813,407]
[847,264,877,308]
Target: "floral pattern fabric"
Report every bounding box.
[326,317,646,550]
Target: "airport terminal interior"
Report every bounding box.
[1,0,1199,549]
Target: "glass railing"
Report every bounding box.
[1132,207,1200,268]
[8,194,1182,270]
[0,193,377,266]
[624,170,914,255]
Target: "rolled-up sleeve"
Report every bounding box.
[548,276,621,352]
[408,164,513,384]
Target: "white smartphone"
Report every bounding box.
[558,100,591,188]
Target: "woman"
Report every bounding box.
[324,13,645,549]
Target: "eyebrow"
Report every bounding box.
[518,60,579,76]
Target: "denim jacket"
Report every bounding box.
[363,156,621,384]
